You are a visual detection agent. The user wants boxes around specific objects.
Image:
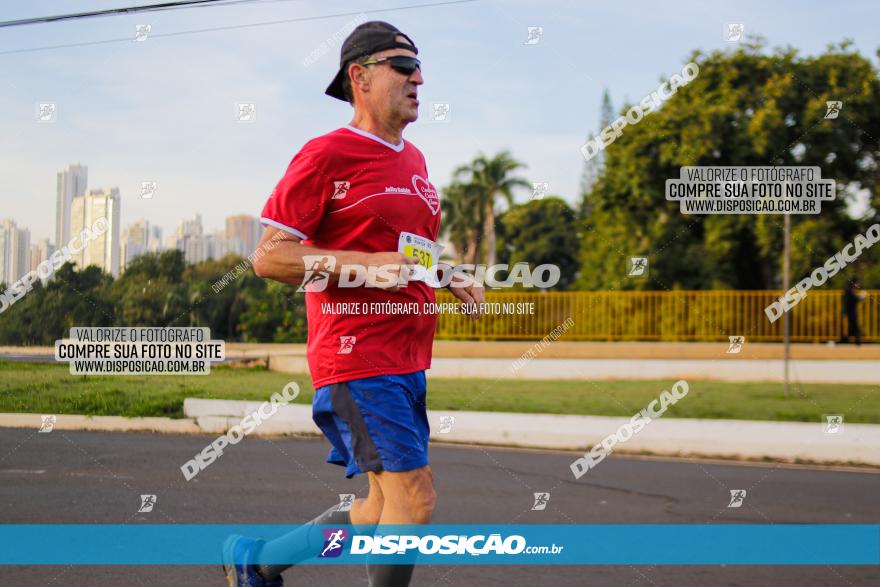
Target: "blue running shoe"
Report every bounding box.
[221,534,284,587]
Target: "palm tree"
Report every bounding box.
[441,181,483,265]
[453,150,529,266]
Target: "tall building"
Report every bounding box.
[70,188,121,277]
[0,220,30,285]
[30,238,54,274]
[174,214,205,264]
[225,214,261,257]
[121,219,148,271]
[120,220,163,271]
[147,225,163,253]
[56,164,88,248]
[206,230,238,260]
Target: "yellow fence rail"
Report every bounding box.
[434,290,879,342]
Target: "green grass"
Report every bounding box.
[0,360,877,423]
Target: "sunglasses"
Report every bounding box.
[361,55,421,76]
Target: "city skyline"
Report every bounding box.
[0,163,265,284]
[3,1,877,244]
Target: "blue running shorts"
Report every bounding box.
[312,371,429,478]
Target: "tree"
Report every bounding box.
[577,40,880,290]
[453,151,530,266]
[441,181,483,265]
[236,280,308,342]
[109,250,188,327]
[580,89,614,199]
[0,262,115,344]
[496,197,580,289]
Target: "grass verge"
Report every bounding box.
[1,360,877,423]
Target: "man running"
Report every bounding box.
[221,21,483,587]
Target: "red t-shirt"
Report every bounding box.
[260,126,441,388]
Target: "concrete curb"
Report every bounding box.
[0,413,200,434]
[3,403,877,468]
[181,399,880,467]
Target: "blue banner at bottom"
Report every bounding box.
[0,525,877,565]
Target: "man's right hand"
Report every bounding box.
[363,252,419,290]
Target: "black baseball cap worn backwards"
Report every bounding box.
[325,21,418,102]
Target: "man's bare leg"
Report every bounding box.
[351,472,385,525]
[366,466,436,586]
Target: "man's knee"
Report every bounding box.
[351,496,383,525]
[403,468,436,521]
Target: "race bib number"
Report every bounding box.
[398,232,444,284]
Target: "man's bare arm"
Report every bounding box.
[252,226,415,287]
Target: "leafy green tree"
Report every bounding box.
[0,263,115,344]
[496,197,581,289]
[453,151,530,266]
[236,280,307,342]
[441,181,483,265]
[580,88,614,199]
[578,40,880,290]
[110,250,189,327]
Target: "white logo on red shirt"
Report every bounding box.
[332,181,350,199]
[337,336,356,354]
[412,175,440,215]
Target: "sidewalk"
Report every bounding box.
[180,399,880,467]
[3,400,876,468]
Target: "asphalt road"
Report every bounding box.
[0,428,877,586]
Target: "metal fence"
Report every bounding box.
[434,290,879,342]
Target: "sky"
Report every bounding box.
[1,0,879,243]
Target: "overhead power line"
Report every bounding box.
[0,0,478,56]
[0,0,249,29]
